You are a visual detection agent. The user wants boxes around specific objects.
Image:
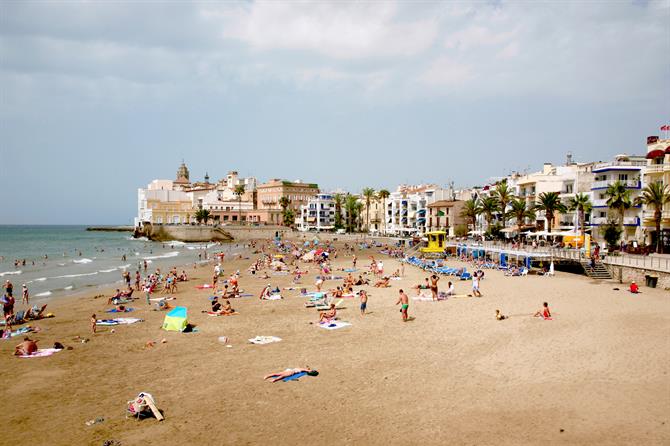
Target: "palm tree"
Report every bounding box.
[361,187,376,232]
[278,196,291,227]
[509,198,536,233]
[605,180,632,239]
[333,193,345,229]
[568,193,592,238]
[377,189,390,235]
[492,181,515,227]
[460,198,481,233]
[344,195,359,233]
[535,192,567,234]
[355,201,364,231]
[234,184,246,225]
[202,209,211,225]
[636,182,670,253]
[479,196,500,229]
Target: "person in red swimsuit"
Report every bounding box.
[533,302,551,319]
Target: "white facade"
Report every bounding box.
[298,194,339,231]
[386,189,429,235]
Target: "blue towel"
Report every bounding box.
[106,308,134,313]
[282,371,307,382]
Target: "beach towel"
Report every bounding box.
[97,318,143,326]
[390,277,402,281]
[150,297,175,302]
[282,371,309,382]
[206,311,238,316]
[249,336,282,345]
[262,294,282,301]
[6,326,34,338]
[343,268,358,272]
[19,348,62,358]
[319,321,351,330]
[196,284,213,289]
[106,308,134,313]
[412,297,434,302]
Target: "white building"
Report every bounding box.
[298,193,340,231]
[386,185,433,236]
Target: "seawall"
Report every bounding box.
[605,264,670,290]
[135,225,234,242]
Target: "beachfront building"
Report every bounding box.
[590,154,645,244]
[385,185,434,236]
[198,171,258,224]
[135,180,193,226]
[426,200,467,236]
[361,198,385,234]
[297,193,342,231]
[255,179,319,225]
[642,135,670,250]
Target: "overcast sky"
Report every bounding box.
[0,1,668,224]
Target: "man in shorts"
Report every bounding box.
[472,275,482,297]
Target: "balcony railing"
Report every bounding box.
[593,160,647,169]
[646,165,664,174]
[592,180,640,189]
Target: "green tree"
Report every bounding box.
[234,184,246,225]
[344,195,359,233]
[333,193,345,230]
[492,181,515,227]
[377,189,390,235]
[600,221,623,251]
[361,187,376,232]
[535,192,567,234]
[460,198,482,233]
[605,180,632,239]
[509,198,536,233]
[479,196,500,229]
[282,208,295,227]
[636,182,670,253]
[278,196,291,227]
[194,208,211,225]
[568,193,592,238]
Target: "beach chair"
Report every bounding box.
[127,392,164,421]
[460,272,471,280]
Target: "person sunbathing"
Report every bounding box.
[374,277,390,288]
[354,275,369,286]
[263,367,318,383]
[220,300,235,315]
[259,285,273,300]
[107,289,123,305]
[318,304,337,323]
[14,337,38,356]
[391,269,400,278]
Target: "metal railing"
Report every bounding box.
[592,180,640,189]
[603,255,670,273]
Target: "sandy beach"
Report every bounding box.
[1,239,668,446]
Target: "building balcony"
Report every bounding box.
[592,160,646,170]
[591,216,640,226]
[646,165,665,174]
[643,210,670,220]
[592,180,640,190]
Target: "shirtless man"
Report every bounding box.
[396,289,409,321]
[14,337,38,356]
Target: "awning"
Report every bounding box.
[646,149,665,159]
[417,209,426,215]
[666,146,670,154]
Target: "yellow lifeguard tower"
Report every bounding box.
[421,231,447,253]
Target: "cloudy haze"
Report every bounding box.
[1,1,668,224]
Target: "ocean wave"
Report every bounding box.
[128,236,149,241]
[0,270,22,277]
[142,251,179,260]
[64,285,73,290]
[51,272,99,279]
[165,240,186,246]
[73,258,93,264]
[35,291,52,297]
[118,264,131,269]
[99,268,117,273]
[35,277,47,282]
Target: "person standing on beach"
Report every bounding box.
[352,255,357,269]
[135,271,141,291]
[359,290,368,316]
[22,284,29,305]
[144,281,152,305]
[472,275,482,297]
[430,275,439,301]
[90,314,97,334]
[4,280,13,298]
[396,289,409,322]
[143,260,148,273]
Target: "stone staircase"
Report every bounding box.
[580,260,612,280]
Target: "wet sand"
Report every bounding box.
[1,241,669,445]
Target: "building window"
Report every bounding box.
[618,174,628,181]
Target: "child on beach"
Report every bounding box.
[360,290,368,316]
[90,314,97,334]
[396,289,409,322]
[533,302,551,319]
[496,310,507,320]
[629,281,640,294]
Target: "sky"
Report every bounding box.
[0,0,668,225]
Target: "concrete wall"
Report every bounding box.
[224,225,292,241]
[605,264,670,291]
[137,224,233,242]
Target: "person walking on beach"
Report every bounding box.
[359,290,368,316]
[21,284,29,305]
[135,271,141,291]
[472,274,482,297]
[4,280,13,298]
[396,289,409,322]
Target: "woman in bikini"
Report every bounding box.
[430,275,439,301]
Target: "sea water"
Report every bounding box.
[0,225,240,300]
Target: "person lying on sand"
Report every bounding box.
[318,304,337,323]
[391,269,400,278]
[264,367,318,383]
[374,277,390,288]
[496,309,507,320]
[15,337,38,356]
[533,302,551,319]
